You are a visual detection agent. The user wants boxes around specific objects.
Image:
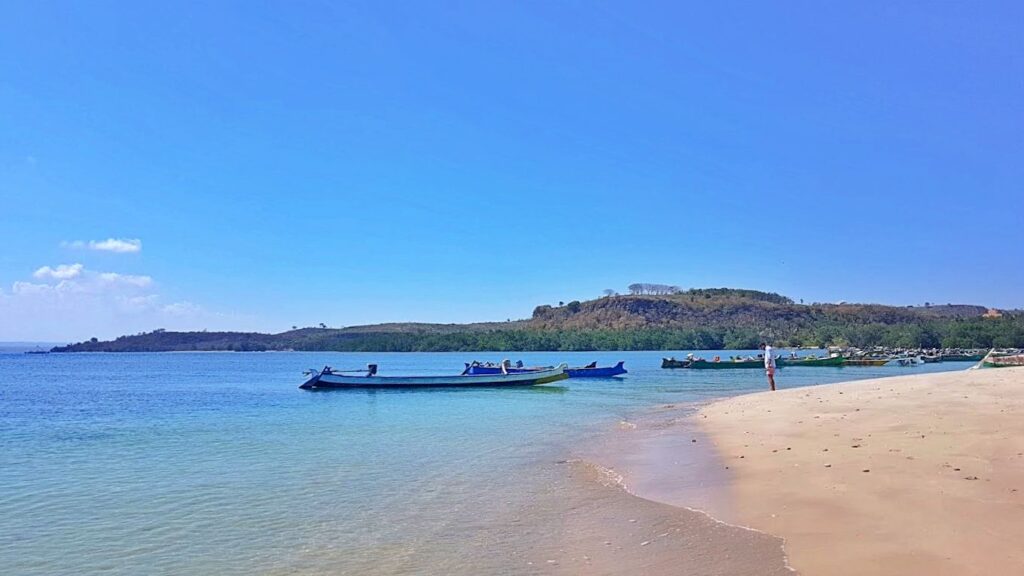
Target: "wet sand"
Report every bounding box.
[696,367,1024,575]
[529,461,792,576]
[549,405,791,575]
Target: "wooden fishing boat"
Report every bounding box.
[662,357,690,369]
[300,363,569,390]
[981,354,1024,368]
[567,361,627,378]
[842,358,890,367]
[463,361,627,378]
[681,358,764,369]
[776,355,845,367]
[940,353,986,362]
[662,356,765,369]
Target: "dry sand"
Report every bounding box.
[698,367,1024,575]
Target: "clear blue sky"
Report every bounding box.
[1,1,1021,341]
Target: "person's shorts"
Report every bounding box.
[766,366,776,376]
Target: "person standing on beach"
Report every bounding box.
[761,342,776,391]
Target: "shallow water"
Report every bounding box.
[0,351,966,574]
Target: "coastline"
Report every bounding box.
[563,401,796,575]
[533,461,792,575]
[599,367,1024,575]
[10,351,1020,574]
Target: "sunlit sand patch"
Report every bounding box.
[698,368,1024,576]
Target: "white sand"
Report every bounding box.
[699,367,1024,575]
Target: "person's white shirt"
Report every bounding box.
[764,345,775,368]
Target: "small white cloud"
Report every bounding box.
[63,238,142,253]
[91,238,142,253]
[117,294,161,312]
[162,301,204,316]
[12,281,53,295]
[98,272,153,287]
[33,263,84,280]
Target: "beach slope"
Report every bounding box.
[700,367,1024,575]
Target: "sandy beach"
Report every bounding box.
[692,367,1024,575]
[525,461,792,576]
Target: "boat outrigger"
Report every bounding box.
[300,363,569,390]
[463,360,627,378]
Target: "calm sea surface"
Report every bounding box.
[0,351,967,575]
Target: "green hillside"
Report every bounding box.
[52,288,1022,352]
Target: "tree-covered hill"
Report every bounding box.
[51,288,1024,352]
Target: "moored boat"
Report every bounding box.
[662,357,690,369]
[842,358,890,367]
[567,360,627,378]
[685,358,763,369]
[941,353,986,362]
[463,360,627,378]
[776,355,845,367]
[300,363,569,389]
[980,353,1024,369]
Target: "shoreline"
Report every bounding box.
[566,402,794,574]
[598,367,1024,575]
[533,460,793,575]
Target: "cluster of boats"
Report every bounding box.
[838,348,1024,367]
[662,348,1021,370]
[662,354,844,369]
[299,359,627,390]
[298,347,1024,389]
[462,360,627,378]
[840,347,988,366]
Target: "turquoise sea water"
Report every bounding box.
[0,351,967,575]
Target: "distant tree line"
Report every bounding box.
[627,283,681,295]
[314,316,1023,351]
[680,288,794,305]
[303,315,1023,351]
[54,314,1024,353]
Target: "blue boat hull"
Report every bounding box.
[464,361,626,378]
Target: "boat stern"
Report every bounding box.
[531,363,570,385]
[299,369,322,390]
